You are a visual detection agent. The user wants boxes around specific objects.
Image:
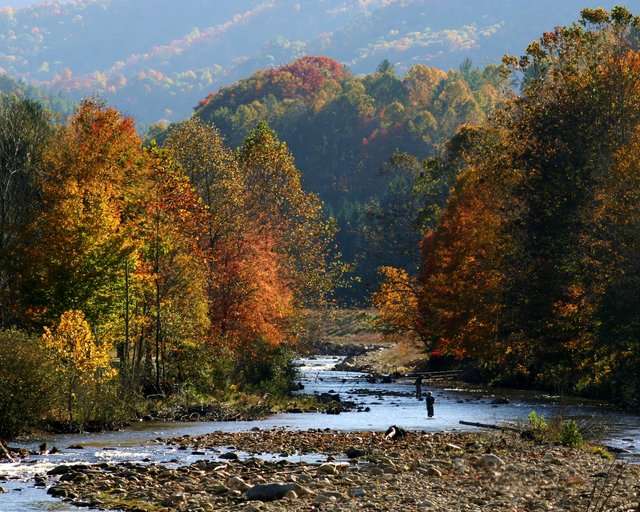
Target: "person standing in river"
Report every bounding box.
[414,375,423,400]
[426,391,435,417]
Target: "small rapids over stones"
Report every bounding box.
[1,355,639,511]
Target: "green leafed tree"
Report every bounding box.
[0,96,51,327]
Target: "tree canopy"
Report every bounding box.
[414,7,640,404]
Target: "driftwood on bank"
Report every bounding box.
[0,440,15,462]
[459,420,525,434]
[407,370,462,380]
[460,420,632,455]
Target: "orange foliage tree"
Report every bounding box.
[371,266,419,341]
[133,146,211,391]
[418,126,519,363]
[164,119,342,387]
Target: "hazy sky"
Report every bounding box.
[0,0,74,8]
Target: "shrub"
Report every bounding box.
[528,410,549,442]
[527,410,585,448]
[0,329,54,439]
[41,310,117,426]
[560,420,584,448]
[235,340,299,396]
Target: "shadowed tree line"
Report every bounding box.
[375,7,640,406]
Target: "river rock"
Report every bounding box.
[284,490,298,500]
[246,483,298,502]
[48,465,74,476]
[478,453,504,468]
[490,398,510,405]
[226,476,251,492]
[207,485,228,495]
[39,428,640,512]
[161,494,186,507]
[47,486,68,497]
[314,493,338,505]
[423,464,442,477]
[368,466,385,477]
[318,392,341,403]
[345,447,367,458]
[317,463,338,475]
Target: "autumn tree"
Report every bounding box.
[41,310,116,425]
[416,7,640,401]
[576,127,640,402]
[164,119,342,388]
[131,145,211,392]
[21,99,147,339]
[237,121,341,309]
[163,118,279,376]
[371,266,420,341]
[163,117,242,242]
[499,7,640,389]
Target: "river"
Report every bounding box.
[1,355,639,511]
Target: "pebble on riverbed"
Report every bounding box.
[42,429,640,512]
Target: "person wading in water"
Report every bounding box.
[426,391,435,418]
[414,375,423,400]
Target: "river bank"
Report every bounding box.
[42,428,639,512]
[3,354,640,511]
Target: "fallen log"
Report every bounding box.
[459,420,525,434]
[0,440,15,462]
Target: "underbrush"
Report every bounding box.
[527,410,587,449]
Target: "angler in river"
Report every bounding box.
[426,390,435,417]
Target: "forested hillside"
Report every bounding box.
[0,72,73,116]
[0,0,624,126]
[2,4,640,446]
[190,55,507,299]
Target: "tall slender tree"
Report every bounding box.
[0,96,51,326]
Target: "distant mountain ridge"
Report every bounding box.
[0,0,626,125]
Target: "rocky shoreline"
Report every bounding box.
[42,429,639,512]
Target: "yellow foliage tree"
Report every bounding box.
[371,266,419,341]
[41,310,116,423]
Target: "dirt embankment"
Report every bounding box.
[298,309,430,376]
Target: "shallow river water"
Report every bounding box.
[1,355,639,511]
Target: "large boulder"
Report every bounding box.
[318,392,341,404]
[345,447,367,459]
[246,483,299,502]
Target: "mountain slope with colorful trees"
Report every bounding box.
[0,0,625,126]
[192,54,508,300]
